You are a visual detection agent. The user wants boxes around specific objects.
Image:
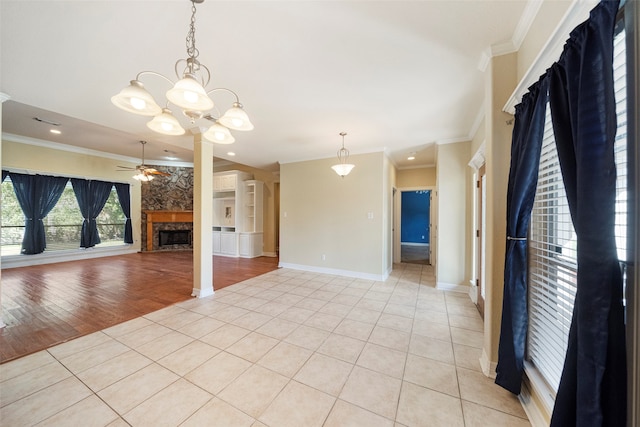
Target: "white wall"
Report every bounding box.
[280,151,388,280]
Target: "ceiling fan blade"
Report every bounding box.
[147,169,171,176]
[116,165,136,170]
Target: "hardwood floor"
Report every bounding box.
[0,252,279,363]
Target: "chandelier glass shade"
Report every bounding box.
[203,122,235,144]
[331,132,355,177]
[146,108,186,135]
[111,0,252,144]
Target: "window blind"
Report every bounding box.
[526,24,628,393]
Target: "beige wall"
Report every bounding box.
[1,138,142,250]
[280,151,387,278]
[517,1,572,82]
[213,162,279,256]
[482,52,517,373]
[436,141,471,288]
[383,154,396,273]
[396,167,436,188]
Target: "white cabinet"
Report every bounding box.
[212,231,221,253]
[212,171,263,258]
[213,174,238,192]
[239,232,263,257]
[220,232,238,256]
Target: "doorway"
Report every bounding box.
[400,190,431,265]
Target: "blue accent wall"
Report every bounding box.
[401,191,430,243]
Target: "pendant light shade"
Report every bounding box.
[203,122,236,144]
[111,80,162,116]
[146,108,186,136]
[166,75,214,111]
[331,163,355,177]
[332,132,355,177]
[219,102,254,131]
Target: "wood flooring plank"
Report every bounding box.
[0,252,278,363]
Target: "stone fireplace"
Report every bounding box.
[142,210,193,252]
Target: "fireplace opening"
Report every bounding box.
[159,230,192,247]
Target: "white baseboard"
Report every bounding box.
[278,262,389,282]
[436,281,469,293]
[262,251,278,257]
[468,280,478,304]
[1,245,139,269]
[191,288,214,298]
[480,348,497,379]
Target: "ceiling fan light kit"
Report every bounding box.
[111,0,252,144]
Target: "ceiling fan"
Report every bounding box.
[117,141,171,181]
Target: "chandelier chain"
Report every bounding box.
[186,1,199,61]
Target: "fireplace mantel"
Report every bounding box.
[143,210,193,252]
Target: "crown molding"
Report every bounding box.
[504,0,599,114]
[436,136,471,146]
[2,132,193,167]
[0,93,11,103]
[477,0,544,72]
[512,0,545,50]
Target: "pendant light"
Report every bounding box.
[331,132,355,177]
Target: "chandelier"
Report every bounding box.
[331,132,355,177]
[111,0,252,145]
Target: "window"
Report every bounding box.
[0,176,128,255]
[1,177,25,255]
[526,20,629,395]
[42,182,84,251]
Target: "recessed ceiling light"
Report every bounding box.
[227,152,236,156]
[50,129,61,135]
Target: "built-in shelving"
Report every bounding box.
[212,171,263,258]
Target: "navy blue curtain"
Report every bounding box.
[9,173,68,254]
[548,1,625,425]
[71,179,114,248]
[114,183,133,244]
[2,170,8,182]
[495,75,549,394]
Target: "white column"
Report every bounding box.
[192,133,214,297]
[0,92,11,327]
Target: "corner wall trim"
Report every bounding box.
[192,288,215,298]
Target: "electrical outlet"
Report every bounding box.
[322,254,326,261]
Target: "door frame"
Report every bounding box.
[476,164,486,318]
[394,186,436,266]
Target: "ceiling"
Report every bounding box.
[1,0,530,172]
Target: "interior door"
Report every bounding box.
[476,165,486,318]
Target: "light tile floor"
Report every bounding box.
[0,263,531,427]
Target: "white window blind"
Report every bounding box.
[526,24,628,393]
